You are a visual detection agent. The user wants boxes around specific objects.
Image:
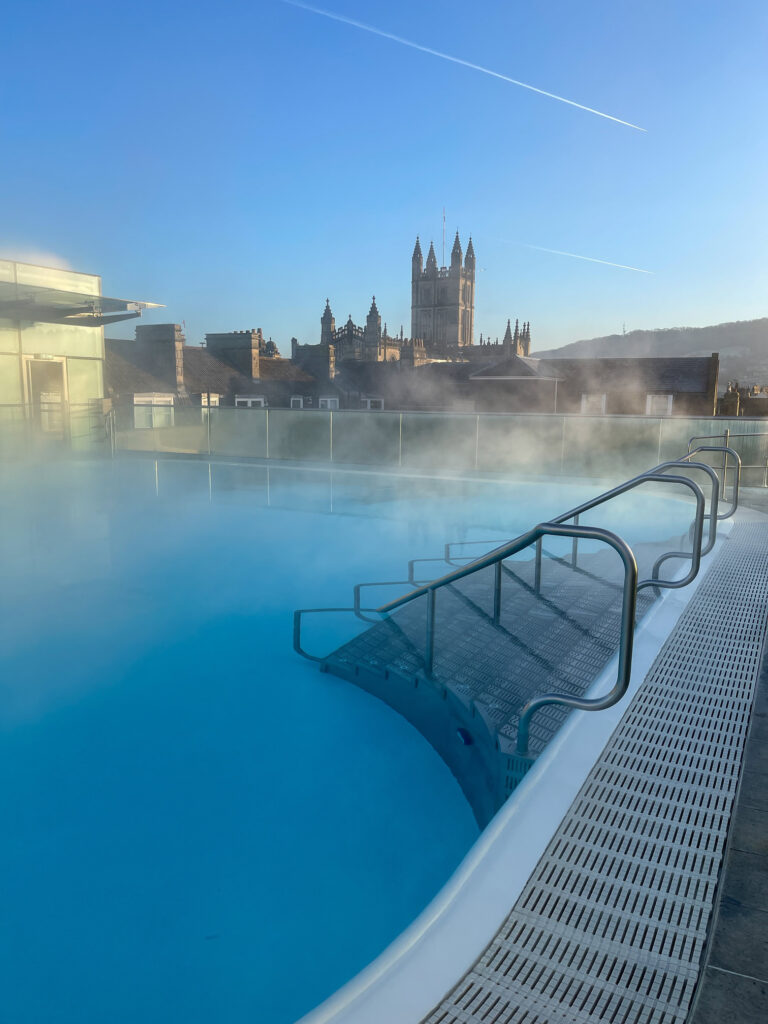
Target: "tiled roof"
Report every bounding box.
[470,355,548,379]
[180,347,257,395]
[104,344,175,395]
[541,356,715,393]
[258,359,315,382]
[105,340,320,401]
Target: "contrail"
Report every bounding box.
[522,243,653,274]
[280,0,646,132]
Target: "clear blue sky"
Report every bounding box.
[2,0,767,350]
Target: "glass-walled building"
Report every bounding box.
[0,258,160,450]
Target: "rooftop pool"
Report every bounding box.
[0,457,699,1024]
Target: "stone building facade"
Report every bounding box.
[292,296,427,378]
[411,232,475,352]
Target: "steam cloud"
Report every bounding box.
[281,0,646,132]
[0,247,72,269]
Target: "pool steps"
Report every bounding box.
[295,449,741,823]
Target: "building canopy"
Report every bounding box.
[0,279,163,328]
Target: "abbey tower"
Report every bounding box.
[411,232,475,352]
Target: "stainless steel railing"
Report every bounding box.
[681,444,741,517]
[534,471,705,595]
[376,473,705,752]
[295,442,739,761]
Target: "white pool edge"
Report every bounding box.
[297,518,739,1024]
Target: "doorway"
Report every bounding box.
[26,358,67,434]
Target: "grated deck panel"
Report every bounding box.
[421,523,768,1024]
[330,541,670,755]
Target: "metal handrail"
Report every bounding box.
[681,445,741,518]
[537,472,705,593]
[515,533,636,756]
[442,457,722,573]
[296,446,722,764]
[375,472,705,752]
[687,429,768,452]
[293,607,361,662]
[649,460,719,555]
[379,522,638,754]
[353,580,429,622]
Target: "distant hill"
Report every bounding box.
[535,318,768,388]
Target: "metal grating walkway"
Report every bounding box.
[421,523,768,1024]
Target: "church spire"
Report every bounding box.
[412,237,423,282]
[450,230,462,273]
[425,240,438,276]
[503,318,513,350]
[321,298,335,346]
[464,235,476,277]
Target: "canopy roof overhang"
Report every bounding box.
[0,280,163,327]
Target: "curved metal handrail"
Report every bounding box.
[515,533,636,755]
[380,472,703,623]
[297,448,719,767]
[375,522,637,757]
[687,431,729,453]
[293,607,361,662]
[680,445,741,519]
[649,460,719,555]
[543,471,705,592]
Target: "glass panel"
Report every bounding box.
[269,410,330,461]
[0,321,20,353]
[152,403,207,454]
[0,404,28,457]
[331,411,400,465]
[209,407,268,458]
[0,353,23,404]
[134,405,153,429]
[13,263,101,296]
[67,357,103,404]
[113,401,157,452]
[477,414,563,475]
[562,416,661,480]
[20,321,104,359]
[401,413,477,471]
[152,405,174,429]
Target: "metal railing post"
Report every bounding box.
[425,589,436,677]
[265,409,270,460]
[515,525,638,756]
[398,412,403,467]
[474,414,480,470]
[572,512,580,566]
[329,410,333,463]
[493,560,502,624]
[560,417,566,475]
[534,538,543,594]
[206,405,211,455]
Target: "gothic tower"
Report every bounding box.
[320,298,335,347]
[410,231,475,352]
[363,295,382,360]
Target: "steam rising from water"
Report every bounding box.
[281,0,646,132]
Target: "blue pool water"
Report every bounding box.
[0,458,695,1023]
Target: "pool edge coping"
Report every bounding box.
[297,519,741,1024]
